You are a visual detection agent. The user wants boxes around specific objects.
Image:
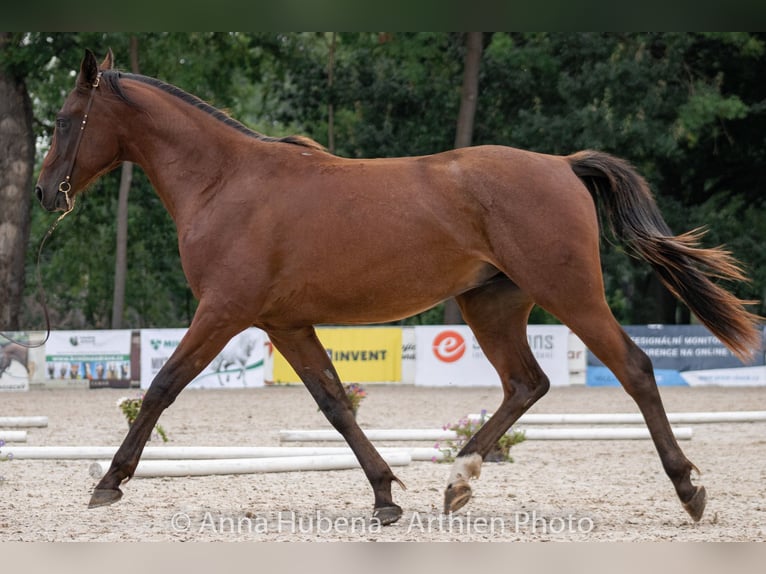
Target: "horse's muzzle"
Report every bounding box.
[35,186,70,212]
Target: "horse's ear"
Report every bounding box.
[100,48,114,71]
[78,49,100,88]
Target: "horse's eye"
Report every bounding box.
[55,118,70,130]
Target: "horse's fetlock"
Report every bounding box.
[449,453,483,483]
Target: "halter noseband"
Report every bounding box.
[58,72,102,211]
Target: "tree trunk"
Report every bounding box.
[0,33,34,331]
[453,32,483,149]
[444,32,483,325]
[111,161,132,328]
[111,36,140,328]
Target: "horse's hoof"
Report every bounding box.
[682,485,706,522]
[443,479,472,514]
[88,488,123,508]
[373,504,403,526]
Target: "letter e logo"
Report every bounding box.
[432,330,466,363]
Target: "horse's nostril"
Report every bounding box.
[35,186,44,203]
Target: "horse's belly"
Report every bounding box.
[258,260,499,327]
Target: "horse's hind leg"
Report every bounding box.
[540,290,706,521]
[89,303,245,507]
[268,326,405,525]
[444,279,550,513]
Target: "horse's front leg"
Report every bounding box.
[268,326,405,525]
[89,305,243,508]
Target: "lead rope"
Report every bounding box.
[0,182,77,349]
[0,74,100,349]
[0,209,73,349]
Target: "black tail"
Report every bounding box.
[568,149,761,361]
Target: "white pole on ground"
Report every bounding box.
[663,411,766,424]
[520,427,693,440]
[468,411,766,425]
[0,430,27,442]
[281,429,451,442]
[87,451,412,479]
[9,445,444,461]
[0,416,49,428]
[278,427,693,442]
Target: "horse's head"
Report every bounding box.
[35,49,122,212]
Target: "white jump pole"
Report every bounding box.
[10,445,444,462]
[468,411,766,425]
[0,416,48,428]
[279,427,693,442]
[281,429,451,442]
[0,430,27,442]
[523,427,692,440]
[88,451,412,479]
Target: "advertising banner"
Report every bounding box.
[401,327,416,384]
[271,327,402,384]
[568,331,587,385]
[140,328,265,389]
[586,324,766,386]
[414,325,570,387]
[45,330,136,389]
[0,333,43,392]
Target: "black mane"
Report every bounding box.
[100,70,325,151]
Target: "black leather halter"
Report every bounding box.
[58,72,101,211]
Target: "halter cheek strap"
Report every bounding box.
[59,72,102,212]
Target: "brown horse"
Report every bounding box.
[35,50,760,526]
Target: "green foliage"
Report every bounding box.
[117,395,168,442]
[438,412,526,463]
[675,81,748,146]
[254,32,464,157]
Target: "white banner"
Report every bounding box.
[401,327,416,385]
[45,330,134,389]
[140,328,265,389]
[1,336,32,392]
[414,325,570,387]
[681,365,766,387]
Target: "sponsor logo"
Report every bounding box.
[432,330,466,363]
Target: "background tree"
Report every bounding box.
[0,33,35,331]
[0,32,91,331]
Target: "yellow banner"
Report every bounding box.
[272,327,402,384]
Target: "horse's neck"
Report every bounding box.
[121,85,249,225]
